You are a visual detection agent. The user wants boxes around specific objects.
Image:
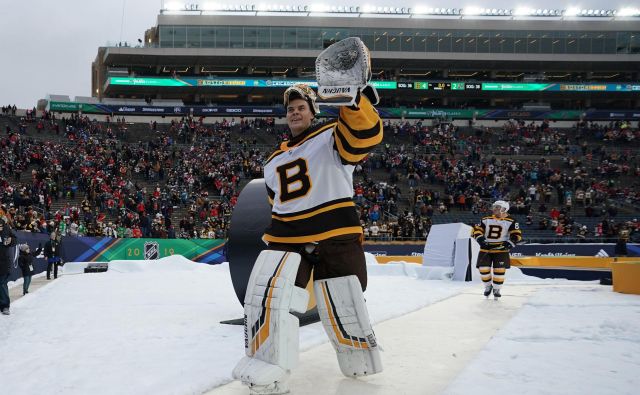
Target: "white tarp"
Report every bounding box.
[453,237,481,281]
[423,223,479,281]
[422,223,473,267]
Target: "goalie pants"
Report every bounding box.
[268,234,367,291]
[477,252,510,290]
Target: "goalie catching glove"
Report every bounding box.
[315,37,379,107]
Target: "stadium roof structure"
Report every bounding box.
[91,7,639,109]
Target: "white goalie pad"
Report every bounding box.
[314,276,383,377]
[232,250,309,393]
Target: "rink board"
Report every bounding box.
[375,255,640,281]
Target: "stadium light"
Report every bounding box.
[617,7,640,17]
[513,7,533,16]
[462,6,482,16]
[361,4,409,14]
[156,3,640,18]
[411,5,430,14]
[202,2,223,11]
[564,7,579,16]
[164,2,184,11]
[460,7,512,16]
[309,3,328,12]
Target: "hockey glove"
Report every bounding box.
[315,37,376,107]
[475,236,488,249]
[502,240,516,250]
[360,84,380,106]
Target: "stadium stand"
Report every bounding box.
[4,7,640,245]
[1,109,638,244]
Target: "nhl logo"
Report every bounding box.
[144,241,160,260]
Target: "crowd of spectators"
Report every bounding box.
[1,109,639,243]
[351,118,640,242]
[0,112,272,240]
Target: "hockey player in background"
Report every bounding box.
[473,200,523,299]
[233,37,383,394]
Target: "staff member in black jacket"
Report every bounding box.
[0,218,17,315]
[44,232,64,280]
[18,243,42,295]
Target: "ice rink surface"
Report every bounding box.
[3,256,639,395]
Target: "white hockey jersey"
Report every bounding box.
[473,215,523,253]
[263,96,382,244]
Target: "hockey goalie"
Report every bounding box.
[232,37,383,394]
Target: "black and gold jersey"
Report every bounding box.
[473,215,523,253]
[263,96,382,244]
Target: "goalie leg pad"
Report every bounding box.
[233,250,309,391]
[314,275,383,377]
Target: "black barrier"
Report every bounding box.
[226,179,272,306]
[224,179,320,326]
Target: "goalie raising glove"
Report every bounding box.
[315,37,379,107]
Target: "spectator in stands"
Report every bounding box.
[577,226,588,242]
[369,222,380,240]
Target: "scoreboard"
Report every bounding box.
[413,81,481,91]
[107,77,640,93]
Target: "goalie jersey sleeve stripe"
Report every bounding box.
[334,96,382,164]
[336,116,382,145]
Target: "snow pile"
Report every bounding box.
[0,256,464,395]
[3,255,634,395]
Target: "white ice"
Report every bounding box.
[1,254,639,395]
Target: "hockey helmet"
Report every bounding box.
[492,200,510,213]
[284,84,320,115]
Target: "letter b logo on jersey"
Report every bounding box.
[487,225,503,240]
[276,158,311,203]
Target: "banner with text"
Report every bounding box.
[47,102,640,120]
[61,237,226,265]
[363,243,639,258]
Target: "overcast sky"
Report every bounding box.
[0,0,632,108]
